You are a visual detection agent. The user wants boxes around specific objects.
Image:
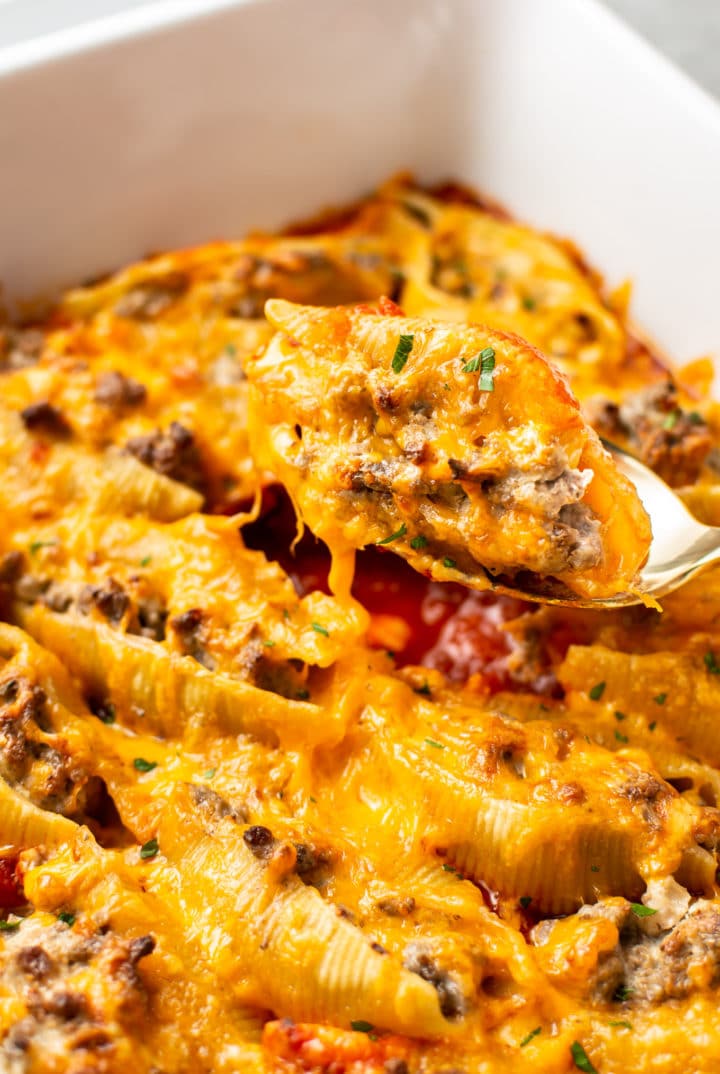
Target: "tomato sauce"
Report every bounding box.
[0,856,23,909]
[243,488,566,695]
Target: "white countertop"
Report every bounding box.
[604,0,720,99]
[0,0,719,102]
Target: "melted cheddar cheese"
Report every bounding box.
[0,176,719,1074]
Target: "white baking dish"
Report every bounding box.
[1,0,719,365]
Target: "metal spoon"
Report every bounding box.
[488,442,720,609]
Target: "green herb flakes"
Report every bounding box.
[410,535,428,550]
[479,348,496,391]
[519,1026,541,1047]
[296,689,310,701]
[630,903,657,918]
[391,334,414,373]
[424,738,444,749]
[139,838,159,861]
[57,911,76,927]
[463,347,496,391]
[519,896,532,909]
[614,729,629,744]
[442,557,456,569]
[311,622,330,637]
[653,692,667,705]
[350,1020,375,1034]
[133,758,157,773]
[705,650,720,675]
[662,409,681,430]
[378,524,407,546]
[589,681,606,701]
[139,555,152,567]
[522,296,536,311]
[0,920,19,932]
[571,1041,598,1073]
[609,1020,633,1030]
[648,721,657,732]
[202,768,216,780]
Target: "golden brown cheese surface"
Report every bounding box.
[0,177,719,1074]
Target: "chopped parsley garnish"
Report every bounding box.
[377,523,407,545]
[414,681,431,696]
[463,347,496,391]
[614,711,626,721]
[648,720,657,732]
[391,334,414,373]
[522,296,536,311]
[29,539,57,555]
[442,557,456,569]
[309,796,317,804]
[283,609,290,620]
[139,555,152,567]
[442,863,457,874]
[630,902,657,917]
[520,1026,541,1047]
[614,984,634,1001]
[614,729,629,744]
[296,689,310,701]
[0,920,19,932]
[57,911,76,926]
[224,343,237,357]
[653,692,667,705]
[519,896,532,909]
[705,650,720,675]
[202,768,216,780]
[662,409,681,430]
[424,738,444,749]
[609,1020,633,1030]
[262,639,276,647]
[139,838,159,860]
[571,1041,598,1073]
[133,758,157,773]
[590,865,600,873]
[589,681,606,701]
[479,348,496,391]
[410,535,428,550]
[688,410,704,425]
[443,382,451,391]
[350,1020,375,1034]
[311,622,330,637]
